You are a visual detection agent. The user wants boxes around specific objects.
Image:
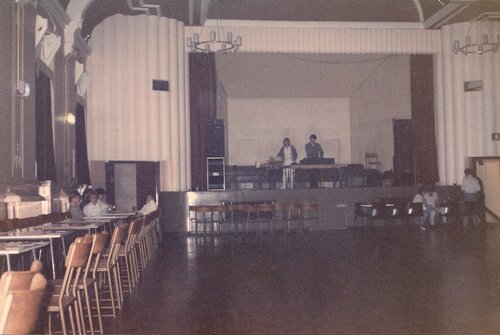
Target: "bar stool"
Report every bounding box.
[257,204,274,234]
[286,203,302,233]
[300,202,319,230]
[212,205,228,234]
[231,204,246,233]
[193,206,215,234]
[242,204,259,233]
[272,202,287,233]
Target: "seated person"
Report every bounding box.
[95,188,110,212]
[140,193,158,215]
[423,185,439,227]
[68,192,84,220]
[83,191,105,217]
[412,186,425,230]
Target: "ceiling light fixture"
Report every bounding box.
[453,22,500,55]
[186,0,242,53]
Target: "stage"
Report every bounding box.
[158,186,460,232]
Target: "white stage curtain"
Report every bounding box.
[87,14,189,191]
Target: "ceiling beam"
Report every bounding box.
[189,0,209,26]
[410,0,425,21]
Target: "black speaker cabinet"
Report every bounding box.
[207,119,225,157]
[207,157,225,190]
[393,119,414,182]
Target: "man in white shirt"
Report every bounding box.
[140,194,158,215]
[95,188,110,212]
[277,138,298,189]
[84,191,105,217]
[461,169,481,202]
[412,187,425,230]
[461,168,481,226]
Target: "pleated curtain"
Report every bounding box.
[35,70,57,181]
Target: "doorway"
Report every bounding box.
[474,157,500,223]
[105,161,159,212]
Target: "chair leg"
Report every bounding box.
[83,286,95,335]
[113,265,123,310]
[93,280,104,334]
[106,269,117,317]
[76,290,87,334]
[66,305,76,335]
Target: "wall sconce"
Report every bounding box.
[17,80,30,98]
[66,113,75,125]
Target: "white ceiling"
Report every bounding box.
[215,53,394,98]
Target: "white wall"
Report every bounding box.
[227,98,351,165]
[350,55,411,171]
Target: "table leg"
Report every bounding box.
[49,239,56,279]
[6,255,11,271]
[61,236,67,258]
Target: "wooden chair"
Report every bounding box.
[0,272,47,335]
[46,238,92,335]
[365,152,381,171]
[76,233,107,334]
[96,224,128,317]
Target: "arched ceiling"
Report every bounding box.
[75,0,500,36]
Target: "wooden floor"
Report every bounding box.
[107,225,500,335]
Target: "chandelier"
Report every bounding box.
[453,23,500,55]
[186,31,242,53]
[186,0,241,53]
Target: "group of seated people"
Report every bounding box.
[412,169,483,230]
[68,187,157,219]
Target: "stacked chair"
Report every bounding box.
[0,260,47,334]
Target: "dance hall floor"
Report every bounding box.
[108,226,500,335]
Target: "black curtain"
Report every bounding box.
[411,55,439,185]
[75,103,91,185]
[189,53,217,190]
[35,71,57,181]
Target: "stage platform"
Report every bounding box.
[159,186,460,232]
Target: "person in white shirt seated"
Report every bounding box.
[95,188,110,212]
[276,138,298,189]
[140,194,157,215]
[83,191,105,217]
[423,185,439,227]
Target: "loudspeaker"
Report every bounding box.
[207,119,224,157]
[393,119,414,182]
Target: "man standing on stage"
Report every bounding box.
[277,138,298,189]
[305,134,324,160]
[305,134,324,188]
